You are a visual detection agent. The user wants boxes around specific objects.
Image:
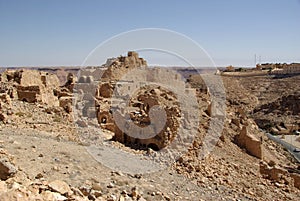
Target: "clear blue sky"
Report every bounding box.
[0,0,299,67]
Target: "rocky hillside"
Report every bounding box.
[0,54,299,200]
[238,75,300,135]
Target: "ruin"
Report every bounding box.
[260,161,300,189]
[95,51,184,150]
[113,85,181,150]
[236,126,264,159]
[0,69,75,113]
[73,67,107,119]
[0,70,60,106]
[0,60,299,200]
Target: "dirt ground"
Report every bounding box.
[0,70,299,200]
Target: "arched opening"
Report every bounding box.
[101,116,107,124]
[147,143,160,151]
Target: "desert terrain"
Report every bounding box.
[0,52,299,201]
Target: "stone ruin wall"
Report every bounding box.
[95,51,185,150]
[0,69,75,113]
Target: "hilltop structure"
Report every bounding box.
[95,51,186,150]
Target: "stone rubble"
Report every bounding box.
[0,54,299,200]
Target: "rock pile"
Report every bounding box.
[172,75,300,200]
[254,91,300,134]
[260,161,300,189]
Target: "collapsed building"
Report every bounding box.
[95,51,186,150]
[74,68,104,119]
[113,85,181,151]
[1,70,60,106]
[0,69,74,113]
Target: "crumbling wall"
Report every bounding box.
[101,51,147,80]
[236,126,264,159]
[16,85,41,103]
[0,92,12,123]
[0,69,74,111]
[95,52,147,127]
[113,86,181,150]
[96,52,183,150]
[0,70,60,106]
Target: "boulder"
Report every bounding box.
[40,190,68,201]
[0,157,17,180]
[48,180,72,196]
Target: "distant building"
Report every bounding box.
[259,63,275,70]
[270,63,300,75]
[225,65,235,72]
